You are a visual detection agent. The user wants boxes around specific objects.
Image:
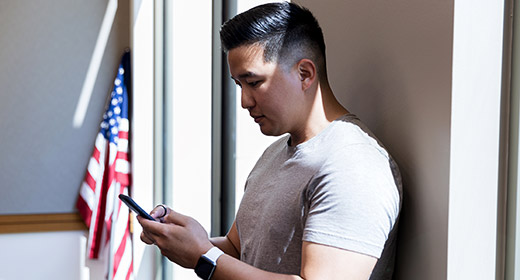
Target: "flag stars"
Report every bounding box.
[95,63,127,147]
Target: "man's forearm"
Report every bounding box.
[209,237,302,280]
[210,236,240,259]
[212,254,303,280]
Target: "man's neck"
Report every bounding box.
[288,82,348,147]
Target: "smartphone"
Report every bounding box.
[118,194,155,221]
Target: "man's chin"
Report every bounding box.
[258,125,272,136]
[259,126,283,137]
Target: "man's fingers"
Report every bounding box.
[137,216,159,244]
[140,231,155,245]
[150,204,171,219]
[138,215,163,233]
[138,214,182,240]
[162,209,191,226]
[143,205,188,225]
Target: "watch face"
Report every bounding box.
[195,256,216,279]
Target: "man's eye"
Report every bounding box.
[248,81,261,87]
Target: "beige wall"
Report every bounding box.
[295,1,454,279]
[0,0,156,279]
[0,0,129,214]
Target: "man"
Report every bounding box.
[138,2,402,280]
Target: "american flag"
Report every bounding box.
[76,51,134,280]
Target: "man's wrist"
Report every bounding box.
[195,247,224,280]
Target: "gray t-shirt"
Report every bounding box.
[235,114,402,279]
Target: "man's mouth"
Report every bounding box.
[252,115,264,123]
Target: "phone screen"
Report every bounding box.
[119,194,155,221]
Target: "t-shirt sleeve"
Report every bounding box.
[302,144,400,258]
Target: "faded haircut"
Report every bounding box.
[220,2,327,79]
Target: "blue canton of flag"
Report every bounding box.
[100,65,128,145]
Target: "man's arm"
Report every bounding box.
[300,241,376,279]
[138,208,377,280]
[210,241,376,280]
[210,220,241,259]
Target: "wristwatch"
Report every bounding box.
[195,247,224,280]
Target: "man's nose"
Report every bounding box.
[241,88,255,109]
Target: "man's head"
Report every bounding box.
[220,2,327,81]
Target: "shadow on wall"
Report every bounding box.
[304,1,454,278]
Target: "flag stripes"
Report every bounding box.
[76,51,134,280]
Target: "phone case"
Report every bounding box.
[118,194,155,220]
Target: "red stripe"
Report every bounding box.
[85,171,96,191]
[90,141,111,259]
[118,131,128,139]
[104,154,119,240]
[89,201,103,258]
[114,185,133,279]
[107,152,117,179]
[113,219,130,277]
[115,150,130,186]
[105,213,113,245]
[116,172,130,186]
[120,184,128,196]
[76,196,92,228]
[104,173,118,246]
[93,146,101,163]
[125,260,133,280]
[107,186,123,247]
[116,151,129,161]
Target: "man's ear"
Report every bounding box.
[297,59,317,91]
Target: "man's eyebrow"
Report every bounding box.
[233,71,258,80]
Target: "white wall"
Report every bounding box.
[0,231,89,280]
[448,0,505,278]
[167,0,213,279]
[131,0,157,278]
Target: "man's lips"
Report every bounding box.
[251,115,264,123]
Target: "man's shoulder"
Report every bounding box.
[314,116,388,156]
[261,134,290,154]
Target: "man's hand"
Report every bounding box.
[138,206,377,279]
[137,206,213,269]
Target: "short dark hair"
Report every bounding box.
[220,2,327,78]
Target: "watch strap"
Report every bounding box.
[195,247,224,280]
[203,247,224,264]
